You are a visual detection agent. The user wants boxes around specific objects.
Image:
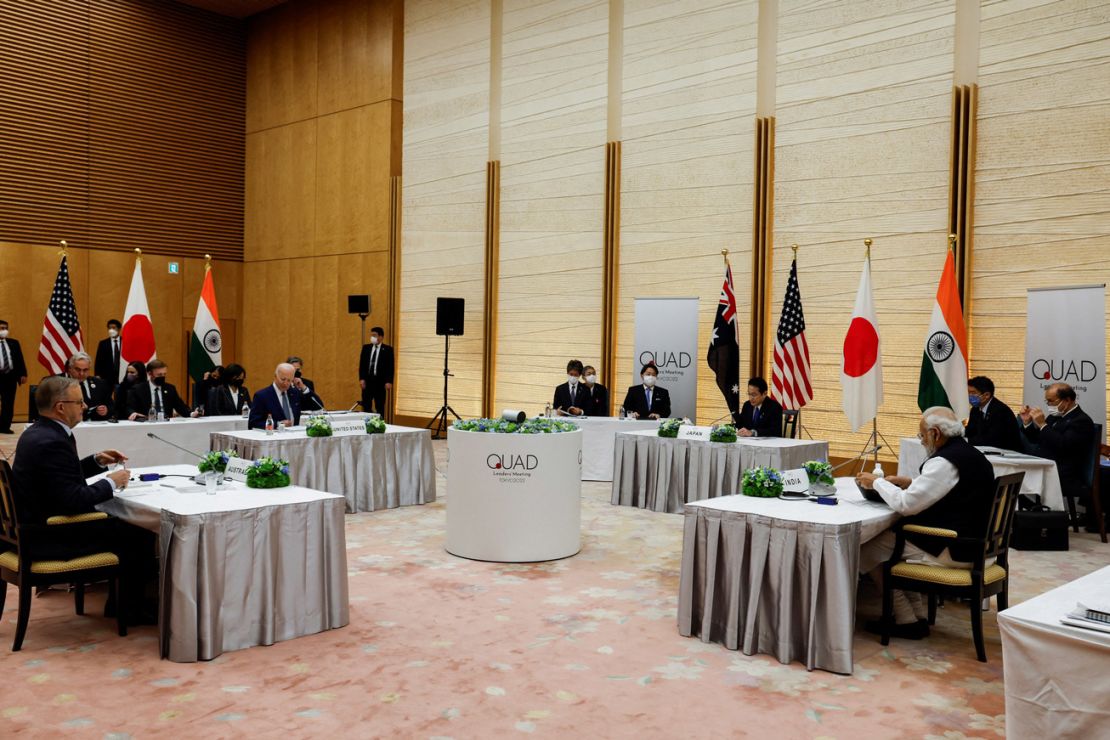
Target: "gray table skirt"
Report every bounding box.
[212,431,437,513]
[611,433,829,513]
[677,506,861,674]
[158,498,349,662]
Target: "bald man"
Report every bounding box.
[855,407,996,639]
[248,363,302,429]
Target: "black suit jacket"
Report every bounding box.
[12,419,113,525]
[581,383,609,417]
[553,382,588,415]
[359,343,395,385]
[1022,405,1096,495]
[208,384,252,416]
[736,397,783,438]
[77,376,114,421]
[126,381,191,419]
[0,337,28,378]
[248,384,301,429]
[94,337,121,383]
[622,384,671,419]
[296,377,325,411]
[965,398,1021,451]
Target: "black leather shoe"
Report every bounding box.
[864,618,930,640]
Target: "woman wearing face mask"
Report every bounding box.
[580,365,609,417]
[208,363,251,416]
[114,361,146,420]
[622,363,670,420]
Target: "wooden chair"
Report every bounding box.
[781,409,799,439]
[0,461,126,651]
[1080,424,1105,542]
[880,472,1025,662]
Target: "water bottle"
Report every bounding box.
[265,414,274,435]
[619,405,626,420]
[544,403,552,418]
[241,403,250,419]
[872,462,885,479]
[148,403,158,423]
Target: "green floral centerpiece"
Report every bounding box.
[306,415,333,437]
[658,418,683,438]
[803,460,835,487]
[710,424,737,443]
[246,457,291,489]
[451,418,577,434]
[365,417,387,434]
[741,466,784,498]
[198,449,238,474]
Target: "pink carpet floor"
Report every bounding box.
[1,437,1106,738]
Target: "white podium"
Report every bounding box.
[446,428,582,562]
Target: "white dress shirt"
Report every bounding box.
[873,455,958,515]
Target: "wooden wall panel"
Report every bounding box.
[495,0,608,413]
[773,0,954,459]
[0,0,244,261]
[244,119,318,262]
[399,0,491,421]
[245,0,318,133]
[971,0,1110,430]
[618,0,758,424]
[317,0,402,115]
[0,241,242,421]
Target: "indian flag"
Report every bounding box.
[917,250,970,418]
[188,266,222,383]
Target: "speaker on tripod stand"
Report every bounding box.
[428,298,464,438]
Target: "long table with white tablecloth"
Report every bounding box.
[96,465,349,662]
[898,437,1064,510]
[211,423,436,513]
[678,478,897,674]
[612,430,829,513]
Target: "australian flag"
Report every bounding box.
[707,263,740,423]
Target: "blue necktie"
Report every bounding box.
[753,406,761,425]
[645,388,651,411]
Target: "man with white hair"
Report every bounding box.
[248,362,302,430]
[65,351,113,420]
[855,406,996,639]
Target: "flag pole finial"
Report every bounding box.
[134,248,142,262]
[791,243,798,257]
[948,233,957,250]
[863,238,873,262]
[59,239,68,256]
[204,254,212,270]
[721,249,730,265]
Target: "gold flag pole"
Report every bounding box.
[134,247,142,263]
[863,238,873,263]
[204,253,212,272]
[791,243,798,259]
[948,233,957,251]
[58,239,68,257]
[721,248,730,266]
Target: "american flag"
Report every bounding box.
[38,255,84,374]
[771,257,813,410]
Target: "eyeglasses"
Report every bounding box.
[58,400,84,406]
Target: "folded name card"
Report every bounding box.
[779,468,810,493]
[677,425,712,440]
[224,457,254,482]
[331,421,369,436]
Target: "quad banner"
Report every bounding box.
[1023,285,1106,441]
[633,298,699,420]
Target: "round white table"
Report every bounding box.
[446,428,582,562]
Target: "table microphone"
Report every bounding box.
[145,432,206,459]
[347,400,362,413]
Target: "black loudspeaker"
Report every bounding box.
[436,297,465,336]
[348,295,370,315]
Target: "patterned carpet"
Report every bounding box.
[0,434,1106,738]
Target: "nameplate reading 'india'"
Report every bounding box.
[331,421,368,436]
[677,425,712,440]
[224,457,254,482]
[779,468,810,493]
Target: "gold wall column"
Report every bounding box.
[388,174,402,419]
[949,84,978,312]
[750,115,775,378]
[602,141,621,410]
[481,161,501,419]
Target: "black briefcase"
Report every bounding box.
[1011,508,1070,551]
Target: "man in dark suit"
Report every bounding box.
[359,327,394,418]
[1020,382,1097,525]
[13,376,154,624]
[581,364,609,417]
[94,319,123,384]
[965,375,1021,451]
[553,359,587,416]
[125,359,198,420]
[622,363,670,419]
[249,362,301,429]
[736,376,783,438]
[0,319,28,433]
[65,351,113,421]
[207,363,251,416]
[288,356,325,412]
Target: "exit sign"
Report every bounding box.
[168,262,180,274]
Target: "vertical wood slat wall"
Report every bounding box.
[0,0,245,260]
[750,116,775,378]
[949,84,978,311]
[482,161,501,419]
[388,174,403,419]
[602,141,621,411]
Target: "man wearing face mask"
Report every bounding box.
[622,363,670,420]
[94,319,124,383]
[208,363,251,416]
[965,376,1021,451]
[580,365,609,417]
[553,360,587,416]
[1020,383,1097,527]
[0,319,28,434]
[855,407,996,639]
[359,327,394,419]
[125,359,197,420]
[288,356,325,412]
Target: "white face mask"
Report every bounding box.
[1045,403,1060,416]
[567,375,579,385]
[370,336,379,345]
[108,328,119,338]
[642,375,656,387]
[585,374,597,384]
[0,330,7,339]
